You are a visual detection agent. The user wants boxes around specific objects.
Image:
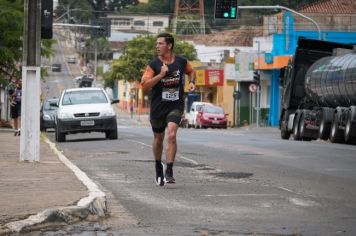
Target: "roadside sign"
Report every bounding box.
[249,83,257,93]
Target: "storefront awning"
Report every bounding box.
[254,56,291,70]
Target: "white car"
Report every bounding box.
[54,88,119,142]
[186,102,212,128]
[67,56,77,64]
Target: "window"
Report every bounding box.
[153,21,163,27]
[62,90,108,105]
[134,20,145,26]
[117,18,131,26]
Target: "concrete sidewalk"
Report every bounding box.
[0,129,106,235]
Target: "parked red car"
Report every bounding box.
[196,105,228,129]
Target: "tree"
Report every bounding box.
[123,0,170,14]
[100,0,139,12]
[0,0,57,86]
[104,35,198,88]
[56,0,94,24]
[0,0,23,80]
[81,37,112,62]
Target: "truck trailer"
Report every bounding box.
[279,38,356,144]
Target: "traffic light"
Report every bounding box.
[253,70,260,85]
[41,0,53,39]
[91,19,111,38]
[214,0,238,19]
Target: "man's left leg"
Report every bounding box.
[165,122,178,183]
[165,109,182,183]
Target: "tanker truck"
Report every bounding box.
[279,38,356,144]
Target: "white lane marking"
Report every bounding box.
[128,139,151,148]
[278,186,296,193]
[289,197,319,207]
[203,194,277,197]
[177,154,199,165]
[128,139,199,165]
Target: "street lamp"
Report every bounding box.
[238,5,321,39]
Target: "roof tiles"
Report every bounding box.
[299,0,356,14]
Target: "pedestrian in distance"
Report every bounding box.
[8,78,22,136]
[141,33,196,186]
[130,103,134,119]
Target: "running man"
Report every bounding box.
[141,33,196,186]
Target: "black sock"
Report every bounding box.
[155,160,163,169]
[166,162,173,176]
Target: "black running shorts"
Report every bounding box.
[150,109,183,133]
[10,103,21,119]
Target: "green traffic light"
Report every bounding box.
[223,12,229,18]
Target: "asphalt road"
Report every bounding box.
[43,122,356,236]
[40,32,356,236]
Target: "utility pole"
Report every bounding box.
[94,40,98,78]
[256,41,261,128]
[21,0,41,161]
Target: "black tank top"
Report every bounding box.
[149,56,187,119]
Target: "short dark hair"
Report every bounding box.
[157,33,174,50]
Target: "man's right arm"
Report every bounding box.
[141,64,167,92]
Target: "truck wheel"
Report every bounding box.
[319,115,329,140]
[299,113,306,139]
[330,111,343,143]
[344,109,355,144]
[319,108,333,140]
[293,111,301,140]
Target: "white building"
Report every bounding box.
[107,14,170,34]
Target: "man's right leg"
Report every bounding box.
[151,118,166,186]
[153,132,165,186]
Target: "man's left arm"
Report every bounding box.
[185,62,196,92]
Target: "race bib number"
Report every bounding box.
[162,88,179,101]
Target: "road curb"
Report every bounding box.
[0,136,107,234]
